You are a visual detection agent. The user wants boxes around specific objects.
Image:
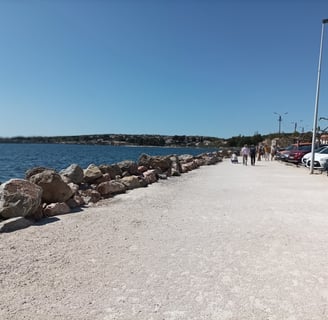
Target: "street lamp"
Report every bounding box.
[291,120,303,133]
[291,121,297,133]
[310,19,328,174]
[274,112,288,134]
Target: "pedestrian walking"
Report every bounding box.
[241,144,250,166]
[257,144,264,161]
[271,145,277,160]
[264,144,270,161]
[250,145,256,165]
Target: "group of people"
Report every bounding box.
[231,144,277,166]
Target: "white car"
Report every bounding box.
[305,148,328,169]
[301,146,328,166]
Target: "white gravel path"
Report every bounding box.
[1,159,328,320]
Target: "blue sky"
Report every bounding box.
[1,0,328,139]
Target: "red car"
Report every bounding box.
[276,143,312,161]
[286,145,312,164]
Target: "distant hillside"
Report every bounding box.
[0,134,225,148]
[0,132,312,148]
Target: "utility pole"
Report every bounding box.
[274,112,288,134]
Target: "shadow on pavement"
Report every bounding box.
[0,207,86,233]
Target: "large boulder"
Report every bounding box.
[170,155,182,176]
[83,164,103,183]
[0,179,43,219]
[137,165,148,173]
[195,158,206,166]
[143,170,158,184]
[66,195,85,208]
[202,153,222,165]
[117,160,139,176]
[150,155,172,173]
[93,173,111,185]
[67,182,80,194]
[79,189,101,204]
[43,202,71,217]
[178,154,194,163]
[28,170,73,203]
[96,180,126,196]
[25,167,53,180]
[138,154,172,173]
[120,176,143,190]
[60,164,84,184]
[99,164,122,179]
[138,153,151,168]
[181,161,198,173]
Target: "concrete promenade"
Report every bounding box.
[1,158,328,319]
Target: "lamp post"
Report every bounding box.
[291,120,303,133]
[274,112,288,134]
[291,121,297,133]
[310,19,328,174]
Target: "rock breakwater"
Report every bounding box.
[0,152,222,229]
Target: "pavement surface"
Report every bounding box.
[1,158,328,320]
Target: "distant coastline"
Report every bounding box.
[0,131,313,149]
[0,133,224,148]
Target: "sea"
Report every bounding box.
[0,143,218,183]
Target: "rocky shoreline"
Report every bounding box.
[0,152,222,229]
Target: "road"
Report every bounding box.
[1,159,328,319]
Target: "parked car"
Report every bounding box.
[275,145,295,161]
[306,148,328,169]
[286,145,312,164]
[276,143,312,161]
[301,145,328,166]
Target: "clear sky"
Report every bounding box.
[1,0,328,139]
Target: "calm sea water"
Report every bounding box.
[0,143,217,182]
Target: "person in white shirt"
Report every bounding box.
[241,144,250,166]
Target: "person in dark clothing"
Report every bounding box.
[250,145,256,166]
